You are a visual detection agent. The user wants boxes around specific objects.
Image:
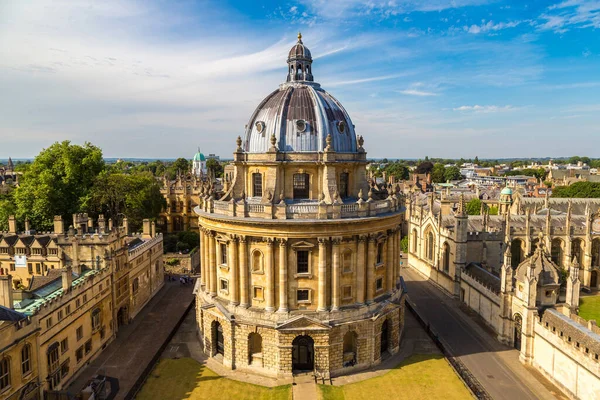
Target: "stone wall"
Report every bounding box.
[533,309,600,400]
[409,255,455,295]
[460,273,501,332]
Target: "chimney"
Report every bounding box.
[72,238,81,275]
[122,217,129,235]
[98,214,105,233]
[142,219,151,239]
[151,221,156,238]
[24,218,30,232]
[108,218,113,231]
[62,266,73,292]
[87,217,94,232]
[0,275,14,309]
[54,216,64,234]
[8,215,16,234]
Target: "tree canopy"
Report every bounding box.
[466,198,482,215]
[415,161,434,174]
[13,141,104,230]
[552,182,600,198]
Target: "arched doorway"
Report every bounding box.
[380,320,389,356]
[212,321,224,356]
[292,335,314,371]
[343,331,357,367]
[248,333,263,366]
[591,270,598,289]
[117,306,128,327]
[513,314,522,351]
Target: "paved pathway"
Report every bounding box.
[66,280,195,399]
[402,267,567,400]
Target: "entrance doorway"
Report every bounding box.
[591,270,598,289]
[514,314,522,351]
[292,335,314,371]
[117,306,128,327]
[212,321,224,356]
[380,319,389,356]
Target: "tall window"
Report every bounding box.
[551,239,564,267]
[342,250,352,273]
[443,243,450,273]
[426,232,434,260]
[253,173,263,197]
[91,308,102,331]
[47,344,60,389]
[21,344,31,375]
[297,250,309,274]
[220,243,228,265]
[376,242,384,264]
[0,357,10,391]
[339,173,349,199]
[293,173,309,199]
[251,250,263,273]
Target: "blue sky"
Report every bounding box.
[1,0,599,159]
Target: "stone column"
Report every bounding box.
[278,239,288,313]
[229,236,239,305]
[366,235,376,304]
[200,229,207,288]
[331,238,341,311]
[317,237,328,311]
[239,237,249,308]
[395,230,401,288]
[209,232,217,296]
[265,238,275,312]
[356,235,366,305]
[387,231,394,292]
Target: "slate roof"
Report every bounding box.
[0,305,26,322]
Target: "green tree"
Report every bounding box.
[84,171,165,232]
[171,158,190,174]
[431,163,446,183]
[13,141,104,230]
[466,198,482,215]
[415,161,434,174]
[0,193,16,231]
[206,158,224,178]
[552,182,600,198]
[384,162,409,180]
[444,166,462,181]
[400,236,408,253]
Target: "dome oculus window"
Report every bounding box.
[296,119,307,133]
[255,121,266,135]
[337,121,346,133]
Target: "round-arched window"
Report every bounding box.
[296,120,307,132]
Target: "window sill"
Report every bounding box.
[219,290,229,295]
[375,263,384,269]
[297,301,312,305]
[294,273,313,279]
[251,271,264,275]
[219,264,229,271]
[342,270,353,275]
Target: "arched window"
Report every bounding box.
[426,231,434,260]
[343,331,358,366]
[342,249,352,273]
[572,239,584,266]
[252,173,262,197]
[551,238,564,267]
[511,239,523,267]
[411,229,417,253]
[339,173,349,199]
[251,250,263,273]
[21,344,31,375]
[293,173,309,199]
[442,242,450,273]
[0,357,10,391]
[593,239,600,267]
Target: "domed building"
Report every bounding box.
[194,33,406,378]
[192,148,207,177]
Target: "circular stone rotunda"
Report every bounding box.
[194,33,406,378]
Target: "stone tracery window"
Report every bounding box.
[0,356,10,391]
[426,231,434,261]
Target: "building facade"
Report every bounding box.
[0,214,164,399]
[194,34,406,379]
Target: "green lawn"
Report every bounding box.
[579,295,600,322]
[137,358,291,400]
[318,354,471,400]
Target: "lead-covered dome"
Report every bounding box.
[242,33,357,153]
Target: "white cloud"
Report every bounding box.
[399,89,438,96]
[464,20,524,34]
[453,105,517,113]
[538,0,600,32]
